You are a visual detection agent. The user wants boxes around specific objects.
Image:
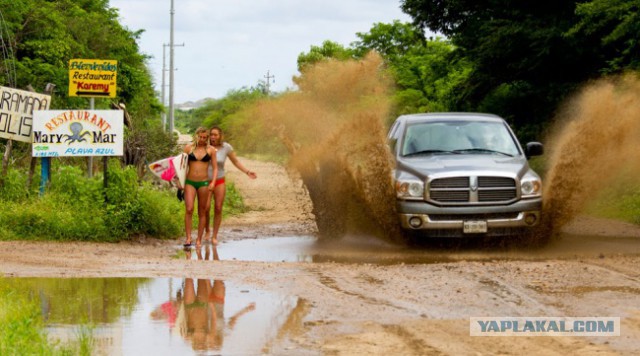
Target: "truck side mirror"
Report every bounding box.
[525,142,544,159]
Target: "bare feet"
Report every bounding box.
[212,237,219,246]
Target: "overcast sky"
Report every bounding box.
[109,0,412,103]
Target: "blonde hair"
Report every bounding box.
[192,127,209,146]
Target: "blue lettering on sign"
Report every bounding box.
[34,152,59,157]
[95,148,115,155]
[64,148,94,155]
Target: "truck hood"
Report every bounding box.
[396,154,532,179]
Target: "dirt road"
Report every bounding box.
[1,158,639,355]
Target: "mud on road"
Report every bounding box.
[1,158,640,355]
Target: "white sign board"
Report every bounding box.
[32,110,124,157]
[0,86,51,142]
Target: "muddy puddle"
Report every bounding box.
[1,277,304,355]
[187,231,640,266]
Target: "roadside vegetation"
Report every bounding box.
[0,162,182,241]
[586,170,640,225]
[0,161,247,241]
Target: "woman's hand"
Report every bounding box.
[246,170,257,179]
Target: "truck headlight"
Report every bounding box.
[521,178,542,197]
[396,180,424,200]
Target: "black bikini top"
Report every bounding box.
[188,147,212,162]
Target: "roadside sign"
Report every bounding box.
[68,59,118,98]
[0,85,51,143]
[32,110,124,157]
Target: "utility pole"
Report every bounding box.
[264,70,275,95]
[162,42,183,132]
[162,43,168,131]
[169,0,176,135]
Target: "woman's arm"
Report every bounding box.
[208,147,218,190]
[228,151,257,179]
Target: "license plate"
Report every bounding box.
[463,220,487,233]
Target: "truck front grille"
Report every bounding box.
[429,176,517,205]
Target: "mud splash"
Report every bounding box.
[543,73,640,234]
[252,56,640,244]
[255,53,403,242]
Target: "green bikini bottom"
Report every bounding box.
[185,179,209,190]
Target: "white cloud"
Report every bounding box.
[110,0,412,103]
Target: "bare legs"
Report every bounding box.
[184,186,196,245]
[211,182,226,245]
[204,191,213,241]
[184,185,211,247]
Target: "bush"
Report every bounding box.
[0,162,184,241]
[0,168,34,202]
[224,181,247,216]
[135,187,183,238]
[0,160,248,241]
[48,165,103,206]
[0,198,105,241]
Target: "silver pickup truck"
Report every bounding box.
[388,113,544,238]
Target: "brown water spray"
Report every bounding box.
[542,73,640,235]
[254,53,403,241]
[251,55,639,242]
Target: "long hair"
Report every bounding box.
[210,126,224,145]
[192,127,209,147]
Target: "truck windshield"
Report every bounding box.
[401,121,520,157]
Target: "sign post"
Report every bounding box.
[68,59,118,179]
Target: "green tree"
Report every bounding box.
[352,20,427,60]
[0,0,172,168]
[396,1,587,140]
[296,40,355,73]
[570,0,640,72]
[352,21,471,116]
[175,87,266,135]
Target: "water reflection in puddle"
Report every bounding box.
[1,277,303,355]
[187,236,317,262]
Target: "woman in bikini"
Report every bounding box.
[205,126,257,245]
[183,127,217,248]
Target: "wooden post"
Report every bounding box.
[39,156,50,196]
[29,83,56,193]
[0,138,13,187]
